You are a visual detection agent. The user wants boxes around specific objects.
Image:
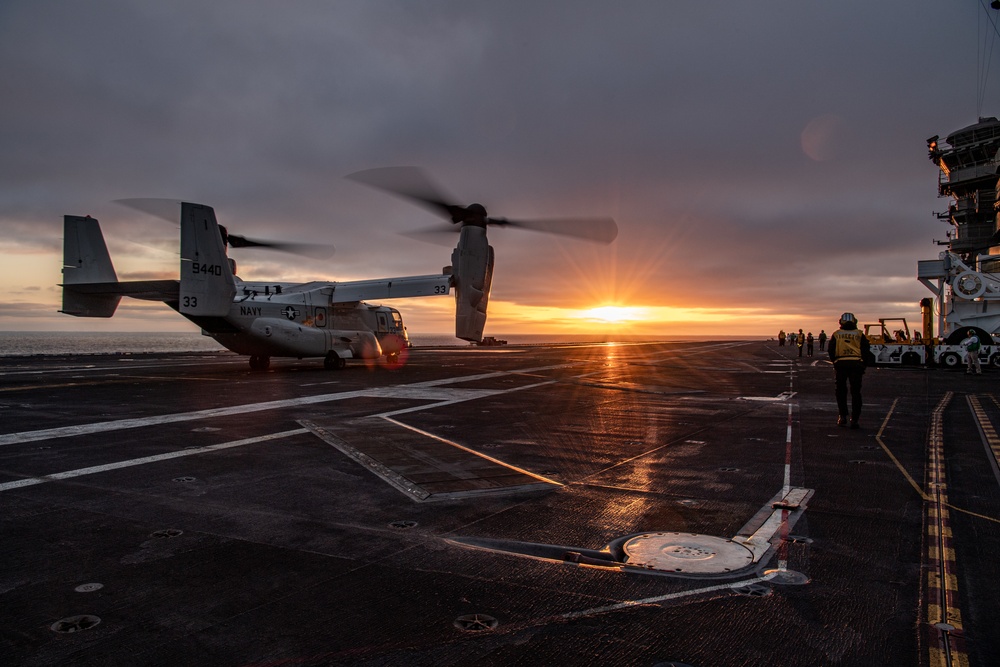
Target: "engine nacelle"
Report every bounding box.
[451,226,494,342]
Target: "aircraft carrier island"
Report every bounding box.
[2,339,999,666]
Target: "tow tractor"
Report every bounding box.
[474,336,508,347]
[865,318,929,366]
[864,307,998,369]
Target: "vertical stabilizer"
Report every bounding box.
[61,215,121,317]
[179,202,237,316]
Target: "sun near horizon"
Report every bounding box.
[0,294,838,339]
[577,305,648,324]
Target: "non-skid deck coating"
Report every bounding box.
[300,418,560,500]
[1,340,999,666]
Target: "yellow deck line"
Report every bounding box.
[922,392,966,667]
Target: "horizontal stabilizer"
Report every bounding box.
[60,280,181,317]
[63,280,180,301]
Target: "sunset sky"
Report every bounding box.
[2,1,999,339]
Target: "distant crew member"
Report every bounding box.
[778,330,786,347]
[796,328,805,357]
[961,329,982,375]
[818,330,827,351]
[806,332,814,356]
[829,312,871,429]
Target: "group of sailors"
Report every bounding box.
[777,328,827,357]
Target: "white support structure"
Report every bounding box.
[918,251,1000,338]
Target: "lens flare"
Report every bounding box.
[578,306,647,323]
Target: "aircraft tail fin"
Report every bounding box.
[61,215,121,317]
[179,202,237,317]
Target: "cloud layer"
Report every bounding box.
[0,1,992,335]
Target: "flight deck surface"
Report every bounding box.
[1,340,998,666]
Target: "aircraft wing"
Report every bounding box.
[327,274,451,303]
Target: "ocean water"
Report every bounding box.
[0,331,677,357]
[0,332,228,357]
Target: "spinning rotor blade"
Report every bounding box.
[398,223,465,246]
[114,198,181,224]
[349,166,618,243]
[488,216,618,244]
[115,199,333,259]
[226,234,335,259]
[346,166,466,222]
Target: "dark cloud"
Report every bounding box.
[0,1,994,333]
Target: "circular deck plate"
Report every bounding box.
[74,583,103,593]
[622,532,754,574]
[50,615,101,633]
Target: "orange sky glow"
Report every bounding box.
[0,234,845,339]
[0,3,986,342]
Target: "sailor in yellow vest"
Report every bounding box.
[828,312,871,429]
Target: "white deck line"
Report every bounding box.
[0,365,573,447]
[0,428,308,492]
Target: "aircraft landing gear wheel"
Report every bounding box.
[324,352,346,370]
[249,355,270,371]
[940,352,961,369]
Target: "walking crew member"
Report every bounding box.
[829,312,871,429]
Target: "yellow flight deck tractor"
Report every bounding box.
[864,317,929,366]
[864,304,998,369]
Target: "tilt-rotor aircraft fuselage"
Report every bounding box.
[61,202,491,370]
[60,168,617,371]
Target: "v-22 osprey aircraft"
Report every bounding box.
[60,167,618,370]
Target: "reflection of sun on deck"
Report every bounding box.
[300,417,560,501]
